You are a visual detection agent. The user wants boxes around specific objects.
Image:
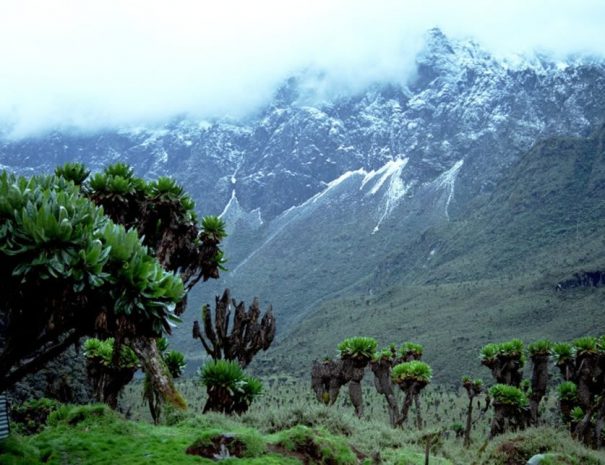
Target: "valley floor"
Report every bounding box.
[2,379,605,465]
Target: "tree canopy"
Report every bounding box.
[0,164,225,406]
[56,162,226,305]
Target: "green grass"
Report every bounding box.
[3,405,210,465]
[5,376,605,465]
[1,404,309,464]
[0,402,459,465]
[272,425,358,465]
[479,427,605,465]
[260,276,605,383]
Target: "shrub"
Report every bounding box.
[151,176,184,198]
[557,382,577,402]
[164,351,186,378]
[462,376,483,390]
[399,342,423,357]
[337,337,377,359]
[373,348,394,361]
[55,162,90,185]
[500,339,525,366]
[200,360,244,389]
[240,375,263,399]
[489,384,528,408]
[201,215,227,242]
[199,360,263,414]
[527,339,552,356]
[10,398,61,435]
[573,336,598,354]
[391,361,432,384]
[551,342,573,362]
[83,338,139,368]
[481,340,525,362]
[480,343,500,363]
[570,406,585,423]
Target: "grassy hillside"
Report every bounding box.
[262,126,605,382]
[3,383,605,465]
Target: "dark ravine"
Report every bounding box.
[2,29,605,380]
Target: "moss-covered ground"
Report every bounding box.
[0,403,450,465]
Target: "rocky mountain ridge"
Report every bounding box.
[2,29,605,368]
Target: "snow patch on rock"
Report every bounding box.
[434,159,464,220]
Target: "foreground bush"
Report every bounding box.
[0,171,185,405]
[10,398,61,435]
[199,360,262,414]
[274,425,358,465]
[480,427,605,465]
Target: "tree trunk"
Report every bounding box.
[576,353,598,410]
[464,397,474,447]
[86,360,135,410]
[594,396,605,449]
[560,399,573,424]
[399,390,414,427]
[414,394,423,430]
[345,359,367,418]
[203,385,232,413]
[311,359,346,405]
[371,359,400,427]
[490,403,526,438]
[529,354,549,426]
[129,337,186,410]
[349,380,363,418]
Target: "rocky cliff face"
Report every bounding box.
[2,28,605,335]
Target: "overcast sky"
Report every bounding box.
[1,0,604,138]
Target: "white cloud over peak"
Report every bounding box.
[0,0,604,137]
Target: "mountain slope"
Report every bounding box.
[263,126,605,382]
[1,29,605,379]
[179,31,605,340]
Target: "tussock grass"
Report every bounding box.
[4,380,605,465]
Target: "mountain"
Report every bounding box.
[2,29,605,380]
[263,125,605,382]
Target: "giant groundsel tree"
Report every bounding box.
[192,288,275,368]
[0,165,225,407]
[56,162,226,300]
[0,172,179,401]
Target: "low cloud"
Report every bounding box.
[1,0,604,137]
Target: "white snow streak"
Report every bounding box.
[233,168,371,274]
[234,158,411,269]
[218,189,238,219]
[156,147,169,164]
[310,168,367,204]
[368,159,409,234]
[361,158,408,195]
[435,159,464,219]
